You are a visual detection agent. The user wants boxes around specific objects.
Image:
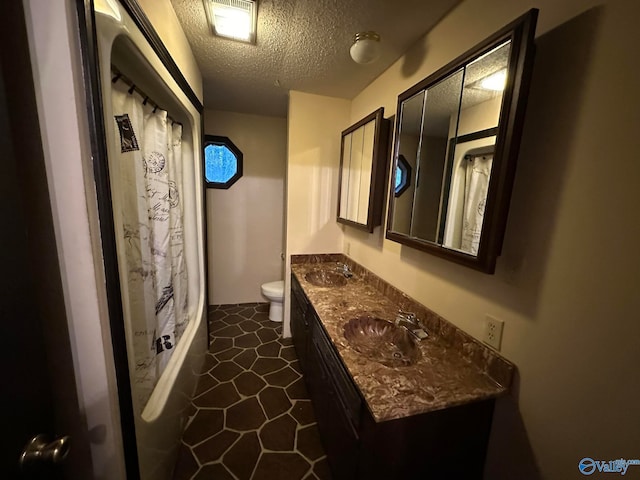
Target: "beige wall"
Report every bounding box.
[139,0,203,101]
[205,110,287,304]
[284,91,351,335]
[338,0,640,478]
[286,91,350,255]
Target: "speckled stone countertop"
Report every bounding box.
[291,254,515,423]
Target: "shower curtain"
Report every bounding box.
[460,154,493,255]
[112,79,189,411]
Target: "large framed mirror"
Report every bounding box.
[386,9,538,273]
[337,108,391,232]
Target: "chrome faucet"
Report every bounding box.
[395,310,429,340]
[395,310,418,328]
[336,262,353,278]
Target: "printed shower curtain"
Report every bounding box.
[112,79,189,411]
[460,154,493,255]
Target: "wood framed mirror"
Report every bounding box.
[386,9,538,273]
[337,108,391,232]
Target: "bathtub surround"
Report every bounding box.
[78,1,209,478]
[205,110,287,305]
[172,304,329,480]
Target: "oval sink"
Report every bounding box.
[304,270,348,287]
[343,316,421,367]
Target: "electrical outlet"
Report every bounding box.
[483,315,504,350]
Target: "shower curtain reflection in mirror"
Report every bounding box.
[442,131,496,255]
[461,152,493,254]
[112,79,188,412]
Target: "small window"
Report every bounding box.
[204,135,243,189]
[394,154,411,197]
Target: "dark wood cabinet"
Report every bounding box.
[308,311,361,479]
[290,274,310,371]
[357,399,494,479]
[291,275,495,480]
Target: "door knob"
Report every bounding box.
[19,434,71,471]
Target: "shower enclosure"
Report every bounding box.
[87,1,207,478]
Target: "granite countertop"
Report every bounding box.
[291,254,515,422]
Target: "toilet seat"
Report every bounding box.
[261,280,284,298]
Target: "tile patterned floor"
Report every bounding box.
[172,303,331,480]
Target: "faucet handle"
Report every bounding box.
[335,262,353,277]
[398,309,416,321]
[395,310,428,340]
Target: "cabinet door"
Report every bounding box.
[337,108,390,232]
[290,291,308,371]
[309,325,359,480]
[290,275,310,371]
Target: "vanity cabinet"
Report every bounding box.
[356,399,494,479]
[308,308,361,479]
[290,274,310,371]
[291,275,497,480]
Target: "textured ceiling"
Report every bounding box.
[171,0,461,117]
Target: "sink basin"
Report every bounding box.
[343,316,421,367]
[304,270,348,287]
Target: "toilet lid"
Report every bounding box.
[262,280,284,297]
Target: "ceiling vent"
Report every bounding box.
[203,0,257,44]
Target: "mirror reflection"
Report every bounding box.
[391,91,424,235]
[389,40,510,255]
[441,128,497,254]
[412,68,464,243]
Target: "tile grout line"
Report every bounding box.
[173,303,330,480]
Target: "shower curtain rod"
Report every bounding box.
[111,69,182,126]
[463,145,494,159]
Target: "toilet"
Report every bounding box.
[261,280,284,322]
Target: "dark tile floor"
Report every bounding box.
[172,303,331,480]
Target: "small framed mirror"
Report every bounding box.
[337,108,391,232]
[386,9,538,273]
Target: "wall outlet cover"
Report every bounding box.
[483,315,504,350]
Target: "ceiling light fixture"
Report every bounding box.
[203,0,257,44]
[479,69,507,91]
[350,31,381,65]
